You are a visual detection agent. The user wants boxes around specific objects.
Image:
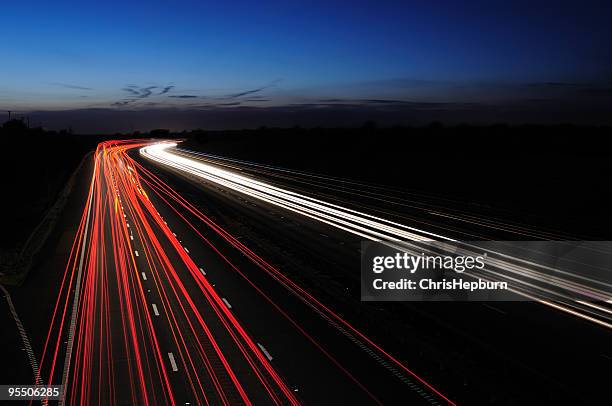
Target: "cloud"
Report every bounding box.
[365,99,406,104]
[51,82,92,90]
[119,85,159,100]
[526,82,583,88]
[137,86,157,98]
[354,78,455,89]
[522,81,612,101]
[228,87,269,98]
[112,81,278,107]
[24,98,612,134]
[121,87,140,96]
[316,98,347,103]
[312,98,464,108]
[227,79,281,98]
[114,84,174,106]
[159,85,174,95]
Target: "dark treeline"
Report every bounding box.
[182,124,611,238]
[0,120,98,252]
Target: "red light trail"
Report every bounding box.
[37,140,455,405]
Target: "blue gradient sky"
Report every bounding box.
[1,1,611,128]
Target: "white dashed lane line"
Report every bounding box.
[168,352,179,371]
[199,267,206,276]
[222,298,232,309]
[184,247,190,254]
[141,272,147,281]
[151,303,160,316]
[257,343,273,361]
[134,250,139,257]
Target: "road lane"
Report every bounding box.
[40,140,452,405]
[140,143,612,329]
[136,141,612,404]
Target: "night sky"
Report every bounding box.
[1,0,611,131]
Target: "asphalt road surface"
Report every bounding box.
[3,139,610,405]
[37,140,454,405]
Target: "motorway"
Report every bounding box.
[135,141,612,404]
[141,143,612,328]
[39,140,455,405]
[25,139,611,405]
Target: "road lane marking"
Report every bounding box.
[0,284,41,384]
[134,250,139,257]
[199,267,206,276]
[172,232,177,236]
[257,343,273,361]
[141,272,147,281]
[222,298,232,309]
[184,246,190,253]
[151,303,160,316]
[60,154,97,406]
[130,235,134,240]
[168,352,179,371]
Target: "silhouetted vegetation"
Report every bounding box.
[0,120,97,254]
[150,128,171,137]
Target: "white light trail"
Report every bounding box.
[140,142,612,329]
[141,143,451,243]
